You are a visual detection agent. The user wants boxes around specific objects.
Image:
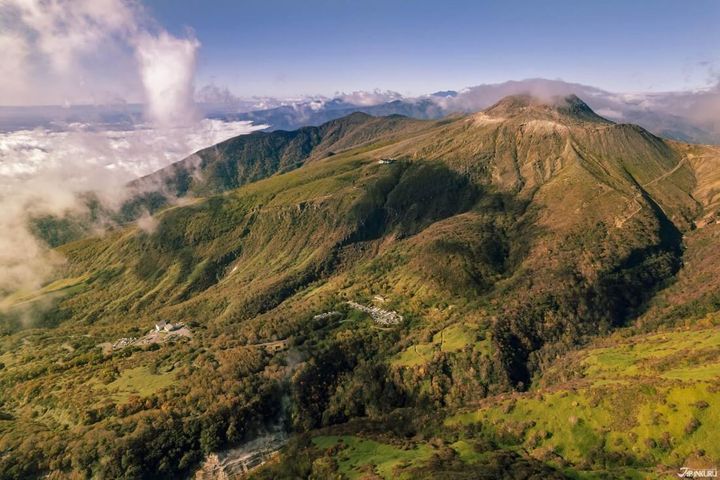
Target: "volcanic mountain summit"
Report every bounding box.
[482,93,612,124]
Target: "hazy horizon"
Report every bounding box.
[1,0,718,108]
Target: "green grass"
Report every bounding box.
[449,439,487,464]
[581,329,720,381]
[390,323,487,367]
[437,323,475,351]
[1,275,88,309]
[446,326,720,470]
[99,366,175,403]
[312,435,434,479]
[392,343,437,367]
[448,383,720,468]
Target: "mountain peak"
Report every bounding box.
[483,94,611,124]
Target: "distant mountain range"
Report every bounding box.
[207,78,720,145]
[4,79,718,146]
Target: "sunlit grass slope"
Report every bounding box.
[446,325,720,477]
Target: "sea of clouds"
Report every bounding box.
[0,0,266,302]
[0,118,264,298]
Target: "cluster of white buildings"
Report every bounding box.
[154,320,181,332]
[312,311,341,321]
[346,301,403,325]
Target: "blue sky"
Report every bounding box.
[145,0,720,97]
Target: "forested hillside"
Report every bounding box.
[2,95,720,479]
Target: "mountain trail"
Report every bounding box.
[615,156,687,228]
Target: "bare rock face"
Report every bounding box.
[483,94,612,124]
[195,454,229,480]
[194,432,287,480]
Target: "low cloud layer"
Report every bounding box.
[0,0,219,305]
[0,119,264,301]
[334,89,404,107]
[194,79,720,144]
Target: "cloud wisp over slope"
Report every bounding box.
[207,78,720,145]
[0,0,265,303]
[0,119,265,300]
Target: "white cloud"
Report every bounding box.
[334,89,404,106]
[10,0,137,72]
[136,211,159,233]
[0,0,201,125]
[0,33,31,101]
[594,108,624,120]
[135,32,201,126]
[0,0,239,302]
[0,120,263,186]
[0,119,265,300]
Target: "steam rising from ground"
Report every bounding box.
[136,32,201,125]
[0,0,262,304]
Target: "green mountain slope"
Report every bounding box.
[124,112,431,210]
[2,95,720,479]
